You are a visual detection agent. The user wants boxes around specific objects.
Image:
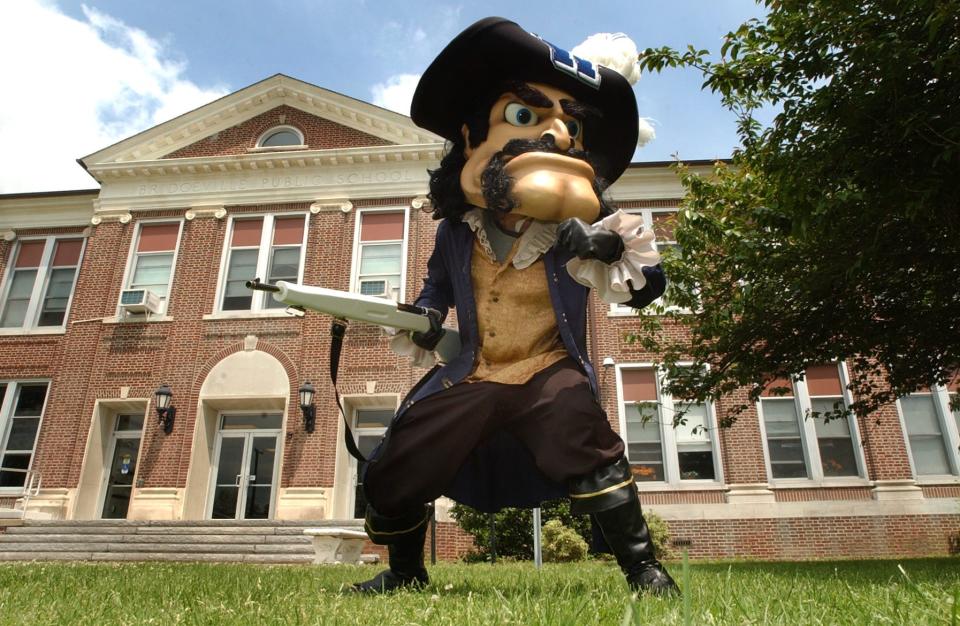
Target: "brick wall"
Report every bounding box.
[668,514,960,561]
[361,522,477,563]
[164,105,391,159]
[394,513,959,562]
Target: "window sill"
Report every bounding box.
[203,310,303,321]
[770,477,871,489]
[0,327,66,336]
[101,315,174,325]
[635,482,727,492]
[246,145,309,153]
[607,306,692,318]
[916,475,960,485]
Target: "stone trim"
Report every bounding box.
[650,494,958,520]
[185,206,227,220]
[871,479,924,501]
[91,211,132,225]
[310,199,353,214]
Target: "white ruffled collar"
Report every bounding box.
[462,208,558,270]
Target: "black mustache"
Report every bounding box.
[479,137,595,214]
[499,137,590,162]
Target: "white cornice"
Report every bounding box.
[609,163,714,201]
[86,143,445,180]
[81,75,442,168]
[93,149,439,213]
[0,193,96,230]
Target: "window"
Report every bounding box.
[121,222,182,315]
[218,214,307,312]
[758,364,864,481]
[0,381,49,489]
[611,209,678,314]
[256,126,304,148]
[351,407,393,518]
[618,366,721,484]
[899,373,960,477]
[352,210,406,300]
[0,237,84,330]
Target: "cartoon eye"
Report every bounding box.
[565,119,582,139]
[504,103,539,127]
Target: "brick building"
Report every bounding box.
[0,74,957,560]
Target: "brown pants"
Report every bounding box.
[364,358,624,516]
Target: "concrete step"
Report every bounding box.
[0,551,316,564]
[16,519,355,527]
[0,519,369,563]
[0,542,314,554]
[0,533,311,544]
[7,522,362,535]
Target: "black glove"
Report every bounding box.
[411,307,444,351]
[556,218,625,264]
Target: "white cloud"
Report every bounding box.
[0,0,228,193]
[370,73,421,116]
[638,117,657,147]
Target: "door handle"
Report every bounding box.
[235,474,242,486]
[248,474,256,482]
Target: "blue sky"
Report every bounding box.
[0,0,767,193]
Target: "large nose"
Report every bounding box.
[541,117,571,150]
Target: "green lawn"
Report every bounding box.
[0,558,957,625]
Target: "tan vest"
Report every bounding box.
[467,237,567,384]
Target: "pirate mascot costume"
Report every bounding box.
[353,17,678,595]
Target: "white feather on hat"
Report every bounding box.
[571,32,641,86]
[572,33,655,147]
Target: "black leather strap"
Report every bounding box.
[330,318,366,462]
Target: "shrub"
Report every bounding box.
[450,497,676,562]
[451,499,591,561]
[541,520,588,562]
[644,509,674,561]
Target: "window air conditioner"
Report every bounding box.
[119,289,161,315]
[358,280,387,298]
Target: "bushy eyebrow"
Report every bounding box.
[503,80,554,108]
[561,99,603,122]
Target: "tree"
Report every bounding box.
[633,0,959,421]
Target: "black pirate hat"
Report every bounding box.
[411,17,639,184]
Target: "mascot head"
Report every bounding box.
[411,17,639,225]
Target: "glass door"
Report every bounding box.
[101,414,144,519]
[208,413,281,519]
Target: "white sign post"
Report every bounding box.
[533,507,542,569]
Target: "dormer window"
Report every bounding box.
[256,126,305,149]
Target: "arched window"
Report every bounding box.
[256,126,304,148]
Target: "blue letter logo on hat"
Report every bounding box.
[537,36,601,89]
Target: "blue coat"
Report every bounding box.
[387,216,666,512]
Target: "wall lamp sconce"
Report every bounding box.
[154,384,176,435]
[299,381,316,433]
[602,357,616,368]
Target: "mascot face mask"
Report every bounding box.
[459,82,601,224]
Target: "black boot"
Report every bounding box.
[570,458,679,596]
[352,505,429,593]
[593,490,679,595]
